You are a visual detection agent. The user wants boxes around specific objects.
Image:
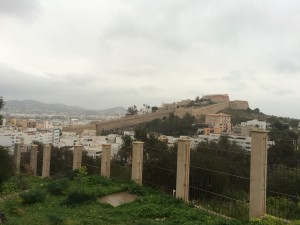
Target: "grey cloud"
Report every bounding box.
[44,73,107,86]
[0,64,156,110]
[0,65,102,107]
[109,64,160,77]
[272,59,300,74]
[139,85,162,95]
[259,85,294,96]
[99,1,199,53]
[221,71,244,81]
[0,0,40,19]
[220,71,249,90]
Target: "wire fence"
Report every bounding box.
[189,146,251,220]
[110,160,131,181]
[143,163,176,195]
[267,163,300,220]
[142,147,177,196]
[14,138,300,222]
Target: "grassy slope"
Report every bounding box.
[0,176,293,225]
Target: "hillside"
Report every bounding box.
[0,175,290,225]
[219,107,300,128]
[2,100,127,117]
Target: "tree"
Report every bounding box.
[151,106,158,112]
[126,105,138,116]
[0,96,4,125]
[117,135,133,163]
[0,96,4,110]
[0,146,14,190]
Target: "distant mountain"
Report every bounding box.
[2,100,127,117]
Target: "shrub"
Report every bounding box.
[88,175,111,186]
[68,167,87,179]
[127,182,145,196]
[1,176,30,195]
[48,214,65,225]
[47,179,69,195]
[19,190,46,204]
[61,190,96,206]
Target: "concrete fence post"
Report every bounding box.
[249,130,268,218]
[30,144,38,175]
[131,141,144,185]
[176,138,191,202]
[101,144,111,178]
[42,144,51,178]
[14,143,21,175]
[73,145,83,170]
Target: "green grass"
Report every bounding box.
[0,175,297,225]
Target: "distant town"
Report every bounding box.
[1,94,299,156]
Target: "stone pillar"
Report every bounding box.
[30,144,38,175]
[73,145,83,170]
[42,144,51,178]
[176,138,191,202]
[249,130,268,218]
[131,141,144,185]
[101,144,111,178]
[14,143,21,175]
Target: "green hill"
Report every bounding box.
[0,175,294,225]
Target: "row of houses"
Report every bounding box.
[1,111,272,156]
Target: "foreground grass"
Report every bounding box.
[0,174,296,225]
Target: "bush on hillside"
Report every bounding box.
[19,189,46,204]
[47,179,69,195]
[61,190,96,206]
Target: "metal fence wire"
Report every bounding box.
[110,161,131,181]
[142,147,177,196]
[189,147,251,220]
[267,163,300,220]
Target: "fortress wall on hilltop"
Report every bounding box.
[62,124,96,135]
[174,102,230,118]
[61,100,249,135]
[95,110,174,134]
[95,102,231,134]
[93,100,248,134]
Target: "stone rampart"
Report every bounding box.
[95,102,231,134]
[95,110,173,134]
[174,102,230,118]
[62,124,96,135]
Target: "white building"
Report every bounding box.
[56,132,78,147]
[195,134,274,151]
[241,119,267,130]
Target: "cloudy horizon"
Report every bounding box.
[0,0,300,118]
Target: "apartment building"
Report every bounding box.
[196,134,274,151]
[205,113,232,134]
[233,119,267,136]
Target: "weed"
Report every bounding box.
[61,190,96,206]
[48,214,65,225]
[19,190,46,204]
[127,182,146,196]
[47,179,69,196]
[88,175,111,186]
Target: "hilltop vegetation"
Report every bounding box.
[220,107,300,128]
[138,112,197,137]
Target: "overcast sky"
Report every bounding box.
[0,0,300,118]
